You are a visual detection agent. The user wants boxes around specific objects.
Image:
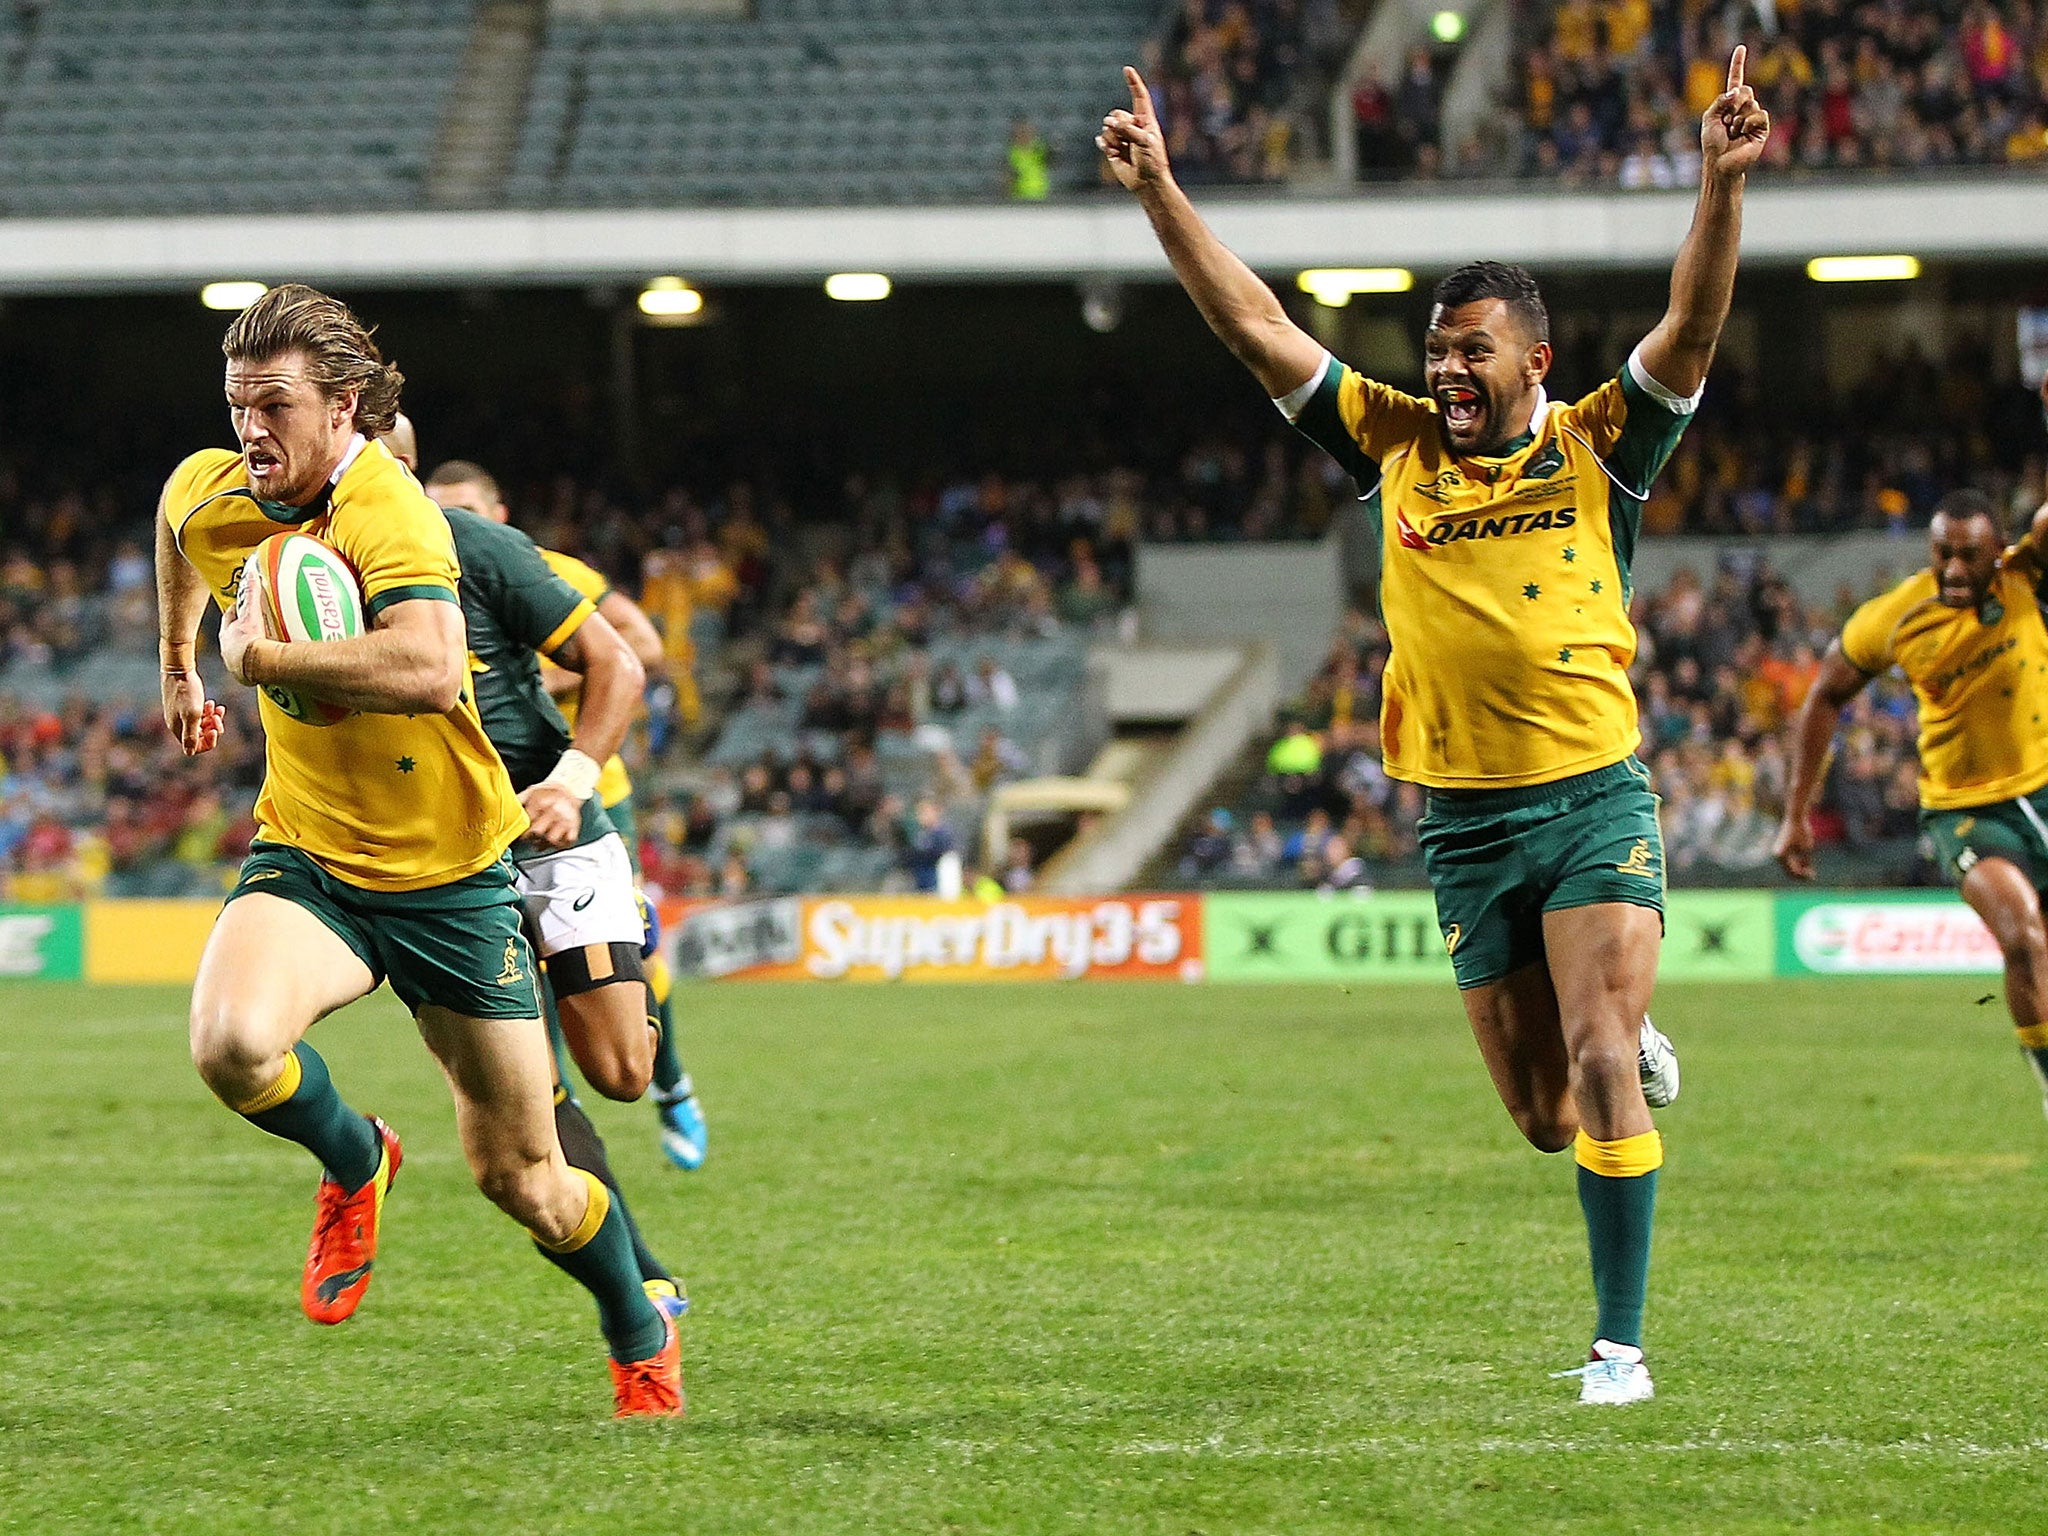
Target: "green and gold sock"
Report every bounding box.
[1574,1128,1662,1350]
[552,1094,675,1286]
[2015,1023,2048,1090]
[532,1169,668,1362]
[226,1042,380,1191]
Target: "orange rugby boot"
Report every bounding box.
[610,1316,685,1418]
[300,1116,402,1325]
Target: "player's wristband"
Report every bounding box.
[160,638,196,676]
[543,748,602,802]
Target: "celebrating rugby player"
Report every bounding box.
[1102,51,1769,1402]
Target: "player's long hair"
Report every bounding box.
[222,283,405,437]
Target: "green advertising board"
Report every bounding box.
[1204,892,1453,983]
[1659,891,1775,980]
[1204,890,1774,983]
[0,904,83,981]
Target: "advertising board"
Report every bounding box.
[1204,891,1449,983]
[0,905,83,980]
[670,894,1204,982]
[1776,891,2000,975]
[1204,890,1775,983]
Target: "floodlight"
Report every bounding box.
[1296,268,1414,307]
[637,277,704,317]
[825,272,892,302]
[201,281,268,311]
[1806,255,1921,283]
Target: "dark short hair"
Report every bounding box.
[424,459,502,505]
[1429,261,1550,344]
[1932,487,2003,537]
[222,283,404,437]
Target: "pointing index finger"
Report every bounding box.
[1726,44,1745,93]
[1125,65,1157,125]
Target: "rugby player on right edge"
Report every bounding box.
[1103,50,1768,1402]
[1778,485,2048,1111]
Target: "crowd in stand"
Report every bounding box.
[2,342,2037,900]
[1640,345,2043,535]
[0,690,264,901]
[1152,0,2048,185]
[1185,556,1931,889]
[1511,0,2048,187]
[626,470,1138,899]
[1144,0,1363,184]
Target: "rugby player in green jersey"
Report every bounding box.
[427,479,694,1349]
[420,456,710,1173]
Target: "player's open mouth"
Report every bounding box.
[246,450,279,477]
[1439,387,1482,433]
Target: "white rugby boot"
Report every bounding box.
[1638,1015,1680,1109]
[1553,1339,1655,1405]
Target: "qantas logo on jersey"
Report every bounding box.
[1399,506,1578,550]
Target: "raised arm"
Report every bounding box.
[1099,67,1326,400]
[1773,640,1872,880]
[155,486,225,756]
[1635,47,1771,399]
[221,593,468,716]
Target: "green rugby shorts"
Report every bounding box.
[226,843,541,1020]
[1417,757,1666,990]
[1920,788,2048,890]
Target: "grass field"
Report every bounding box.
[4,978,2048,1534]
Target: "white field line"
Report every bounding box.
[1103,1434,2048,1461]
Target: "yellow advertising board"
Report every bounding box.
[83,899,221,983]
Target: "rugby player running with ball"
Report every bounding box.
[1101,52,1769,1402]
[155,285,681,1416]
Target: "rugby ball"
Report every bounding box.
[240,532,363,727]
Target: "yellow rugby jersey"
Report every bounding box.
[1839,554,2048,810]
[163,438,527,891]
[538,547,634,809]
[1284,348,1696,789]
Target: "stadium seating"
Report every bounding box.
[0,0,1153,213]
[0,1,475,216]
[4,0,2045,210]
[505,0,1158,207]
